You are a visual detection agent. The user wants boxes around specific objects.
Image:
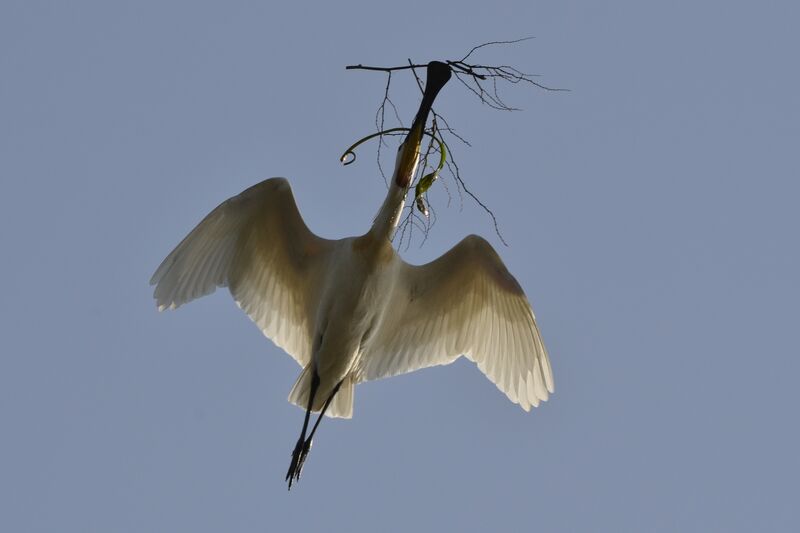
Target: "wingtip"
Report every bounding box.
[156,301,177,312]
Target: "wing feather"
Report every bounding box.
[151,178,334,366]
[359,234,553,411]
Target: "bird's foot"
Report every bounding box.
[296,438,312,476]
[285,437,312,490]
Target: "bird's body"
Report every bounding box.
[296,231,400,416]
[151,62,553,487]
[152,175,553,418]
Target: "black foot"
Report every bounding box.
[285,437,312,489]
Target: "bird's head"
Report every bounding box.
[393,61,452,189]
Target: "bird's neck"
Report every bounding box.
[368,181,408,242]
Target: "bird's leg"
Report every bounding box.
[303,380,343,450]
[289,379,344,487]
[286,369,319,489]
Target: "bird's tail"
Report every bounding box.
[288,365,354,419]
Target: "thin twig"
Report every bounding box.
[459,36,536,62]
[346,64,428,73]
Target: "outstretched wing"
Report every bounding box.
[150,178,334,366]
[359,235,553,410]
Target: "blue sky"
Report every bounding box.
[2,1,798,531]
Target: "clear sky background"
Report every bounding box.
[2,1,798,532]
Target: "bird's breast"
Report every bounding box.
[312,238,399,383]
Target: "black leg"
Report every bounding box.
[306,380,343,444]
[286,378,343,489]
[286,369,319,489]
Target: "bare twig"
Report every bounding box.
[459,36,536,62]
[374,72,404,186]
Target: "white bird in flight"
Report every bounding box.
[151,62,553,488]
